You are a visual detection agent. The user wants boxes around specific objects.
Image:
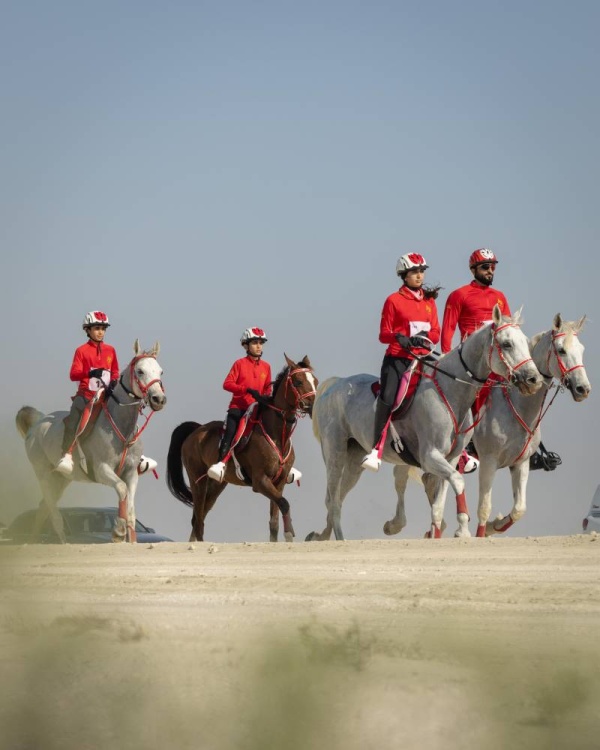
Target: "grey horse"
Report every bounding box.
[308,305,543,541]
[15,340,166,543]
[383,314,590,538]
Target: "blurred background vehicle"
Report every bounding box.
[582,484,600,533]
[0,506,173,544]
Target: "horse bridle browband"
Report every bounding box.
[533,330,584,383]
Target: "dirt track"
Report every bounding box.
[1,535,599,750]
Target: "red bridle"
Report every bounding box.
[127,354,164,400]
[544,331,585,382]
[282,366,317,414]
[488,322,534,381]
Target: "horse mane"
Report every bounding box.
[271,364,291,394]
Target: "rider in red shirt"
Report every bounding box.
[441,249,510,472]
[55,311,120,476]
[56,311,158,478]
[441,248,511,353]
[362,253,441,472]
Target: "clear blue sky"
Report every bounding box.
[2,1,598,541]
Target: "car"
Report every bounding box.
[0,506,173,544]
[582,484,600,534]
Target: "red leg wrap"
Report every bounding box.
[456,491,469,519]
[476,524,486,538]
[494,515,514,533]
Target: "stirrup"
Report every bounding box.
[361,449,381,472]
[207,461,226,482]
[287,467,302,484]
[138,455,158,475]
[55,453,74,476]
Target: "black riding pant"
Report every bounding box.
[218,408,243,461]
[61,395,88,453]
[372,356,411,447]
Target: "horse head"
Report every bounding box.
[123,339,167,411]
[530,314,591,402]
[484,305,543,395]
[275,354,319,416]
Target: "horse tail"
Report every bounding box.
[312,377,340,442]
[166,421,200,507]
[15,406,45,439]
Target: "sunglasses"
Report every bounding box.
[476,262,497,271]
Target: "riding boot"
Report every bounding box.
[362,399,392,472]
[55,407,81,476]
[207,437,233,483]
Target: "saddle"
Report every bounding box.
[370,363,423,420]
[62,392,107,478]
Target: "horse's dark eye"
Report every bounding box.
[293,380,302,388]
[136,369,143,376]
[501,342,512,349]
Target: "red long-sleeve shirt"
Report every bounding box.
[223,356,272,410]
[379,286,440,358]
[441,281,511,353]
[70,340,120,399]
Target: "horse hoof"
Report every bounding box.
[284,532,294,543]
[305,532,317,541]
[383,521,400,536]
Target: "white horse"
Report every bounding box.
[15,340,166,543]
[472,313,590,536]
[308,306,543,541]
[383,314,591,539]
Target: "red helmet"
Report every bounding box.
[241,327,268,344]
[469,248,498,268]
[396,253,429,276]
[82,310,110,329]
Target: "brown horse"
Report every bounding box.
[166,355,318,542]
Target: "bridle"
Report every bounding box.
[459,322,534,386]
[117,353,164,402]
[534,330,584,385]
[267,366,317,418]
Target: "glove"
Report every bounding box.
[409,335,432,349]
[89,368,105,379]
[395,333,411,349]
[247,388,272,406]
[105,379,118,400]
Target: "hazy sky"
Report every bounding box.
[2,1,598,542]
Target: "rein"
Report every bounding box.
[101,353,164,475]
[505,330,580,463]
[255,366,316,483]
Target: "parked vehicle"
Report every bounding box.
[0,506,173,544]
[582,485,600,533]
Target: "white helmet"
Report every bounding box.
[82,310,110,329]
[396,253,429,276]
[241,327,268,344]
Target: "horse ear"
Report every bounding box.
[133,339,141,355]
[301,355,311,368]
[553,313,563,331]
[284,353,295,368]
[151,341,160,357]
[511,305,524,326]
[493,304,502,325]
[574,314,587,333]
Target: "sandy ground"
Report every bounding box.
[1,535,599,750]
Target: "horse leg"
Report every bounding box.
[383,464,411,535]
[32,474,69,543]
[421,472,449,538]
[420,450,464,539]
[475,459,497,537]
[95,465,138,543]
[306,440,360,542]
[190,475,226,542]
[269,500,280,542]
[487,460,529,535]
[252,475,294,542]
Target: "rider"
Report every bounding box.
[361,253,441,472]
[207,327,303,484]
[55,311,157,478]
[441,249,511,472]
